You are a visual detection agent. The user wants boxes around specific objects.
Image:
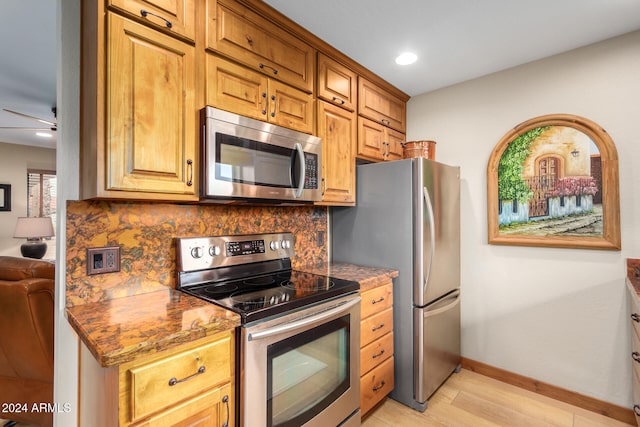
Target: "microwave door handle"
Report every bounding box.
[292,142,306,198]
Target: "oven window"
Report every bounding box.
[216,133,293,188]
[267,315,350,427]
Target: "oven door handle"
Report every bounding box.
[247,296,360,341]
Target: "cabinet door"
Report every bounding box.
[357,116,385,162]
[206,54,269,122]
[133,383,233,427]
[317,101,356,205]
[108,14,196,196]
[269,79,314,134]
[386,128,405,161]
[209,0,315,92]
[317,53,357,111]
[358,77,406,132]
[109,0,195,40]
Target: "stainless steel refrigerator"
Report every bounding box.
[331,157,460,412]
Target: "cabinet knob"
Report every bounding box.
[632,313,640,323]
[632,351,640,363]
[634,404,640,416]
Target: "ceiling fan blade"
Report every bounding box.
[2,109,57,127]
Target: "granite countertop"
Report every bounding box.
[66,288,241,368]
[66,262,397,368]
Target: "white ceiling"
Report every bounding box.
[2,1,640,150]
[264,0,640,97]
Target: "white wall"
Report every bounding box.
[407,30,640,406]
[0,141,56,257]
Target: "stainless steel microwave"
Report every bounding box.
[200,107,322,203]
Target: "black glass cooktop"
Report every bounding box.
[179,269,359,323]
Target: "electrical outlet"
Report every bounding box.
[87,246,121,275]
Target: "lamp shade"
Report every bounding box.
[14,217,55,239]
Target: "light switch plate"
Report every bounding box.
[87,246,121,275]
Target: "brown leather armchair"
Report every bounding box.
[0,256,55,427]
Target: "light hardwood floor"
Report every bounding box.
[362,369,635,427]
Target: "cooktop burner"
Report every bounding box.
[175,233,359,323]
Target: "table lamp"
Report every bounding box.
[13,217,55,259]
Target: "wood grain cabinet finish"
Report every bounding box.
[627,284,640,426]
[108,0,195,41]
[357,116,405,162]
[359,280,394,417]
[317,53,357,111]
[207,0,315,93]
[358,77,406,132]
[207,54,314,134]
[120,332,235,426]
[316,100,356,205]
[81,9,198,201]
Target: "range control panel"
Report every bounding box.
[176,232,295,272]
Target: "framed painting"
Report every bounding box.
[0,184,10,212]
[487,114,620,250]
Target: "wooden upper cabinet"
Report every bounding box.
[207,0,315,93]
[317,100,356,206]
[357,116,405,163]
[108,0,195,41]
[207,54,314,134]
[358,77,406,132]
[104,13,197,198]
[317,53,357,111]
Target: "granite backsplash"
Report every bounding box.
[66,200,328,307]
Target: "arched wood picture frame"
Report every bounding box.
[487,114,620,250]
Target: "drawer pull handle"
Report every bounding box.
[372,349,385,359]
[372,380,386,392]
[635,404,640,416]
[140,9,173,29]
[186,159,193,186]
[372,323,385,332]
[168,365,206,386]
[371,296,385,305]
[222,395,230,427]
[332,96,346,105]
[632,313,640,323]
[633,352,640,363]
[259,63,279,75]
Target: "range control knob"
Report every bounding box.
[209,245,221,257]
[282,240,291,249]
[191,246,204,259]
[269,240,280,251]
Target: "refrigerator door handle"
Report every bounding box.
[422,290,460,318]
[422,186,436,294]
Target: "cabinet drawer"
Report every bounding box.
[629,286,640,342]
[360,332,394,376]
[361,282,393,319]
[361,308,393,348]
[360,356,394,416]
[128,337,231,421]
[633,332,640,381]
[109,0,195,41]
[633,368,640,427]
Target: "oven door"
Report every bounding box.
[241,293,360,427]
[202,106,322,202]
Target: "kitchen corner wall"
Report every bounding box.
[65,200,328,307]
[406,30,640,407]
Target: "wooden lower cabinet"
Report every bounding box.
[627,281,640,426]
[80,331,235,427]
[359,280,394,417]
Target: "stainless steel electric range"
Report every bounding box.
[175,232,362,427]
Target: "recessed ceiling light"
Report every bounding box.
[36,132,53,138]
[395,52,417,65]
